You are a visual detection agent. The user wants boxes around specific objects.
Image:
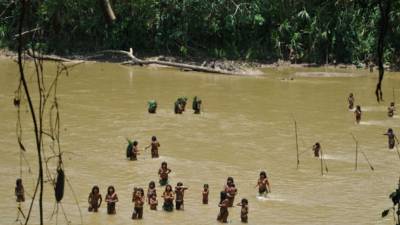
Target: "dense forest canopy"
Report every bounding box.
[1,0,399,65]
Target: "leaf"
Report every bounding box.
[381,209,390,218]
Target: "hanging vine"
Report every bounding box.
[15,0,82,224]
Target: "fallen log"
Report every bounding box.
[27,49,84,64]
[100,48,244,75]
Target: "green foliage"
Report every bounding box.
[382,179,400,225]
[1,0,400,65]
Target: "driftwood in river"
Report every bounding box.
[100,48,245,75]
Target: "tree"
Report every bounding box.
[382,177,400,225]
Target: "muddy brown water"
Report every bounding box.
[1,59,400,225]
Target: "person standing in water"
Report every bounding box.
[15,178,25,202]
[162,185,174,212]
[348,93,355,110]
[237,198,249,223]
[384,128,398,149]
[355,105,362,124]
[130,141,139,161]
[222,177,237,207]
[149,193,158,210]
[192,96,202,114]
[312,142,321,157]
[202,184,209,204]
[145,136,160,158]
[105,186,118,214]
[158,162,172,186]
[88,185,102,212]
[175,182,188,210]
[147,181,157,204]
[217,192,229,223]
[148,100,157,114]
[255,171,271,196]
[388,102,395,117]
[131,188,145,219]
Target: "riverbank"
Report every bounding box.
[0,48,392,75]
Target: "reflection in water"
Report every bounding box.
[0,60,400,225]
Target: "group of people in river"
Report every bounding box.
[79,163,270,223]
[347,93,399,149]
[126,136,160,160]
[348,92,396,124]
[147,96,202,114]
[13,161,270,223]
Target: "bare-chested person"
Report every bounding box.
[145,136,160,158]
[88,185,102,212]
[158,162,172,186]
[175,182,188,210]
[255,171,271,196]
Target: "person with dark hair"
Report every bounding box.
[355,105,362,124]
[105,186,118,214]
[158,162,172,186]
[348,93,354,110]
[202,184,209,204]
[146,136,160,158]
[15,178,25,202]
[217,192,229,223]
[147,181,157,204]
[388,102,395,117]
[313,142,321,157]
[88,185,102,212]
[223,177,237,207]
[162,185,174,212]
[174,97,188,114]
[192,96,202,114]
[384,128,398,149]
[255,171,271,196]
[175,182,188,210]
[149,190,158,210]
[237,198,249,223]
[130,141,139,161]
[132,188,145,219]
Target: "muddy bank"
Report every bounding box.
[0,48,393,75]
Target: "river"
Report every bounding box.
[0,59,399,225]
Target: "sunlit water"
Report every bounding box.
[1,59,400,225]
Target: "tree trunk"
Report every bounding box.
[375,0,391,102]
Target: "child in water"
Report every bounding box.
[132,188,145,219]
[162,185,174,212]
[88,185,102,212]
[202,184,209,204]
[175,182,188,210]
[149,193,158,210]
[388,102,395,117]
[255,171,271,196]
[146,136,160,158]
[147,181,157,204]
[384,128,397,149]
[105,186,118,214]
[355,105,362,124]
[237,198,249,223]
[15,178,25,202]
[217,192,229,223]
[158,161,172,186]
[348,93,355,110]
[313,142,321,157]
